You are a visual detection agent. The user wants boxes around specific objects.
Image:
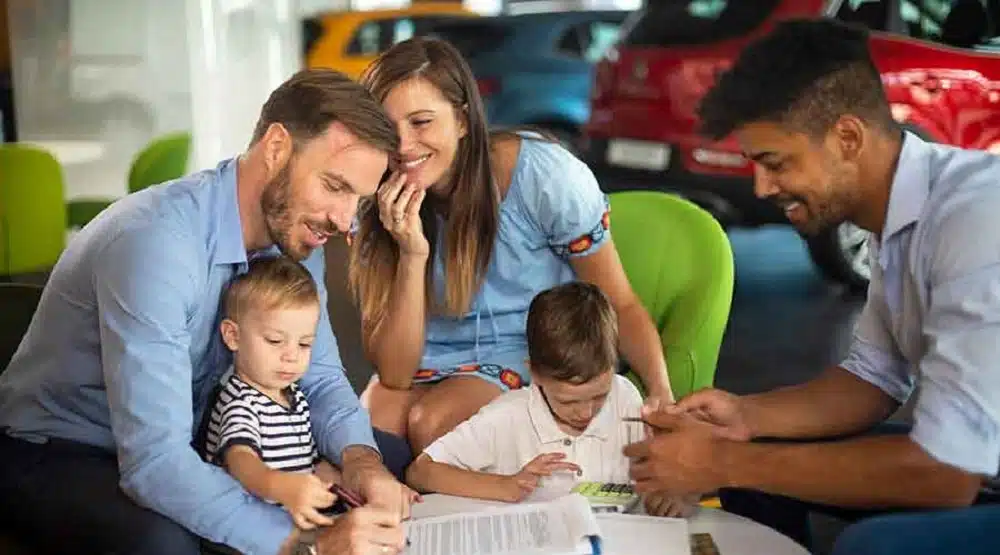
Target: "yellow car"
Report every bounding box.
[303,4,477,80]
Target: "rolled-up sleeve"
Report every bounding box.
[840,249,914,402]
[911,201,1000,476]
[298,249,378,463]
[95,226,293,555]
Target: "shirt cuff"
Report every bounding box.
[226,501,295,555]
[840,338,913,403]
[911,390,1000,476]
[323,418,379,465]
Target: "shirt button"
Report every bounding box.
[563,438,572,446]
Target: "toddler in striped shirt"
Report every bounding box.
[205,255,340,531]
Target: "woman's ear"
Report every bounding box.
[220,319,240,352]
[457,103,469,140]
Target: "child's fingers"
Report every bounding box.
[304,508,336,528]
[543,461,581,474]
[312,487,336,508]
[294,513,316,530]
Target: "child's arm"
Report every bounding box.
[224,446,336,529]
[407,453,519,502]
[407,452,582,503]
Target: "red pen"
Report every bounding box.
[330,483,365,508]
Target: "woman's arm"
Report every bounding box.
[364,252,429,390]
[571,241,674,401]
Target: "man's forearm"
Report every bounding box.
[743,366,899,439]
[340,444,387,492]
[722,434,981,508]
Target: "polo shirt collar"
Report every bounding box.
[527,383,613,444]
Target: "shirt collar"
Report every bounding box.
[527,383,613,444]
[213,158,249,266]
[881,131,931,243]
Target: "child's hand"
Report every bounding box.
[314,459,342,486]
[502,453,582,503]
[271,472,337,530]
[643,491,700,518]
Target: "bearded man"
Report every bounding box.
[0,69,414,555]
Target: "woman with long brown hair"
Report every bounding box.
[349,37,673,454]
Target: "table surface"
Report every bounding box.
[410,493,809,555]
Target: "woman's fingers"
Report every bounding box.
[377,172,407,214]
[392,186,416,223]
[406,189,426,219]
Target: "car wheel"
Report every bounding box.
[805,222,872,293]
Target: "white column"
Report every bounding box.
[185,0,302,170]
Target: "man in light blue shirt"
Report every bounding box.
[0,69,413,555]
[622,19,1000,554]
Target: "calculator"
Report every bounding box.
[571,481,641,513]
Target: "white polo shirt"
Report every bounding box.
[424,374,644,488]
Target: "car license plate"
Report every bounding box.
[606,139,671,171]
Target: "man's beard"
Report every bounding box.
[260,164,303,259]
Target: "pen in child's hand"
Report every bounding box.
[330,483,364,509]
[621,417,644,423]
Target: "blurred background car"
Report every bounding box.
[581,0,1000,292]
[426,9,629,148]
[303,2,477,79]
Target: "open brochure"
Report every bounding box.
[403,493,602,555]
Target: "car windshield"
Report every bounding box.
[621,0,783,47]
[425,21,511,59]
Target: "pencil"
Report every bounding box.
[621,417,645,422]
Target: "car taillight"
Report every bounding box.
[476,77,500,97]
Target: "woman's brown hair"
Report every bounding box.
[349,37,499,327]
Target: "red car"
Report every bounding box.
[581,0,1000,290]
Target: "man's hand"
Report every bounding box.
[659,388,753,442]
[624,412,730,496]
[315,506,407,555]
[502,453,582,502]
[341,446,419,520]
[269,473,336,530]
[642,491,700,518]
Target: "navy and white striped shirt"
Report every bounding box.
[206,374,317,474]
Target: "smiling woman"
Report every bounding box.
[348,37,675,456]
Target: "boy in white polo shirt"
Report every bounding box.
[406,281,696,517]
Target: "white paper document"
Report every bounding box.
[594,513,691,555]
[404,493,601,555]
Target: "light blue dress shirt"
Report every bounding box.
[0,158,377,554]
[840,132,1000,477]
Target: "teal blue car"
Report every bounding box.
[428,10,629,148]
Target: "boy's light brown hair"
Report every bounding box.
[223,256,319,322]
[526,281,619,384]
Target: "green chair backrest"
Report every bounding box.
[127,131,191,194]
[0,283,44,371]
[0,144,67,274]
[608,191,735,399]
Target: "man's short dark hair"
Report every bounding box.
[250,68,399,154]
[526,282,619,384]
[697,18,895,141]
